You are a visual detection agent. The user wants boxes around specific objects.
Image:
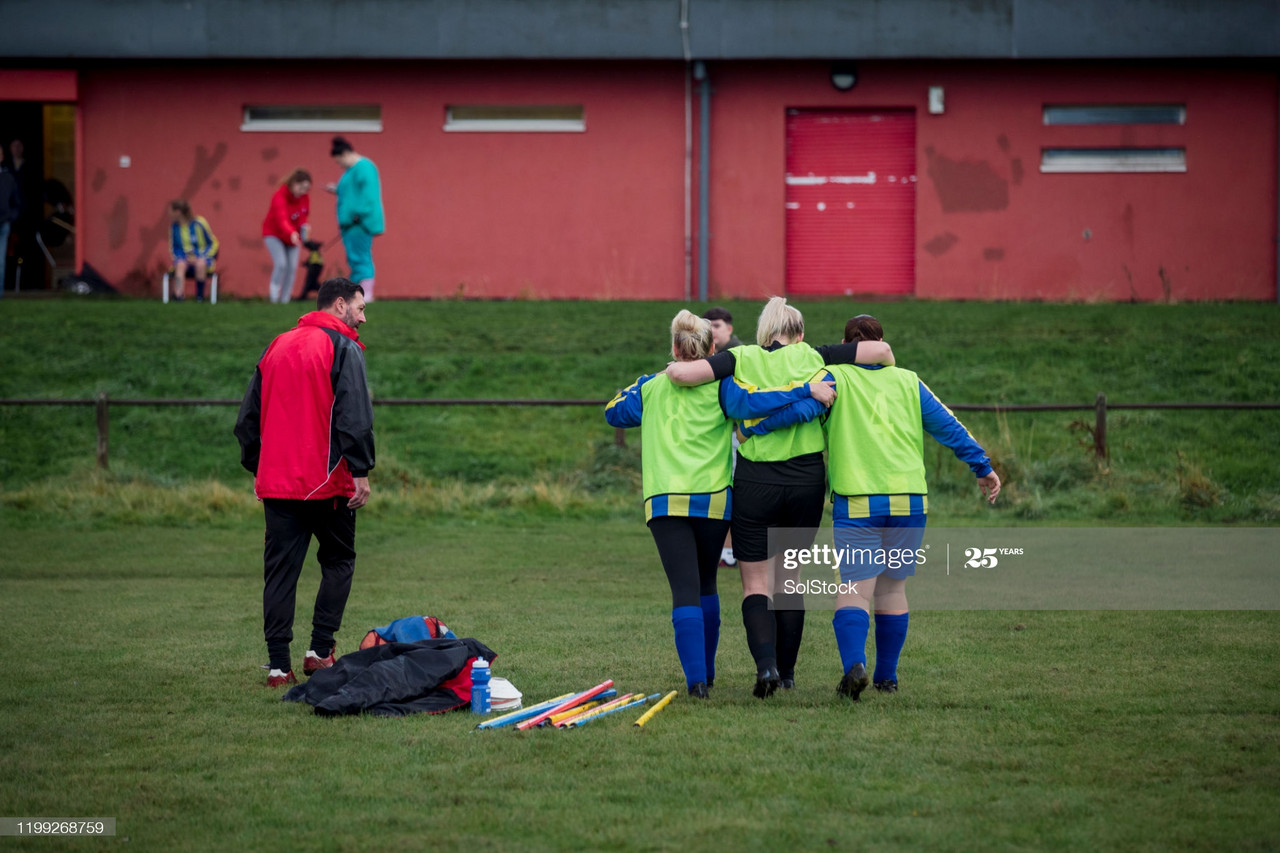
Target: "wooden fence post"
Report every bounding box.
[1094,392,1107,459]
[614,426,626,448]
[96,392,110,469]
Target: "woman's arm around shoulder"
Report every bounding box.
[605,373,657,428]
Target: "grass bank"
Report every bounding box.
[1,298,1278,525]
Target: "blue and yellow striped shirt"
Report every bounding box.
[606,371,821,521]
[171,216,219,261]
[744,365,993,520]
[644,489,733,522]
[833,493,929,520]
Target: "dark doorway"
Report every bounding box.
[1,101,75,292]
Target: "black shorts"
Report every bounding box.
[731,479,826,563]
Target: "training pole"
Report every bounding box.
[552,693,638,728]
[548,700,606,727]
[633,690,678,727]
[516,680,615,731]
[476,693,574,730]
[479,689,620,730]
[568,694,661,727]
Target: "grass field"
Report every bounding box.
[2,297,1279,849]
[2,298,1279,525]
[4,519,1279,851]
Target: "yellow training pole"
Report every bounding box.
[549,700,604,726]
[633,690,678,727]
[555,693,638,727]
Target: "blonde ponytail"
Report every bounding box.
[755,296,805,347]
[671,309,714,361]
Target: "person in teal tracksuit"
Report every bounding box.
[744,314,1001,700]
[606,310,835,698]
[326,136,385,300]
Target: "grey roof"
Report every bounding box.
[2,0,1278,60]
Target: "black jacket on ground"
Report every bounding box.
[282,638,496,717]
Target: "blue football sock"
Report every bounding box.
[700,594,720,684]
[832,607,870,676]
[873,612,909,683]
[672,606,707,687]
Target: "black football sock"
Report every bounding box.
[774,593,806,680]
[741,594,777,671]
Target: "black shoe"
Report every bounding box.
[779,677,795,690]
[837,663,870,701]
[707,679,714,688]
[688,682,710,699]
[874,679,898,694]
[753,664,781,699]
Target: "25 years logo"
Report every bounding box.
[963,547,1024,568]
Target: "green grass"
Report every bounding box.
[2,298,1279,525]
[3,519,1278,850]
[3,299,1279,848]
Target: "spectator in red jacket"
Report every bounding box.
[261,169,312,303]
[234,277,375,687]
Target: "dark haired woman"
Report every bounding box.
[606,310,834,697]
[167,199,218,302]
[324,137,384,300]
[262,169,312,303]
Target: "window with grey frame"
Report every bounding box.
[443,105,585,133]
[241,105,382,133]
[1040,104,1186,173]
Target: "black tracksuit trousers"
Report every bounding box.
[262,497,357,672]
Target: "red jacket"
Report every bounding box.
[234,311,375,501]
[262,185,310,242]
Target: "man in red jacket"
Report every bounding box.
[235,277,375,687]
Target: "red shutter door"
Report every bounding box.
[785,109,917,296]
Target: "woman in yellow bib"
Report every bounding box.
[744,314,1000,699]
[667,297,893,697]
[606,311,834,698]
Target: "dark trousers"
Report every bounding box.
[263,497,357,672]
[647,515,729,608]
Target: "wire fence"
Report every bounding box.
[2,393,1278,470]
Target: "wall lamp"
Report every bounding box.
[830,62,858,92]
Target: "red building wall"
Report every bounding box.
[79,61,688,299]
[75,59,1278,301]
[708,61,1278,301]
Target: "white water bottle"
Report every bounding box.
[470,658,491,713]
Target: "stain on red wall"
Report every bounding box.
[925,146,1009,213]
